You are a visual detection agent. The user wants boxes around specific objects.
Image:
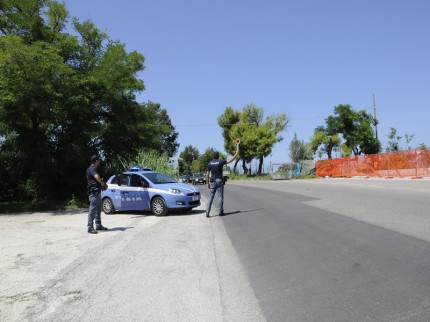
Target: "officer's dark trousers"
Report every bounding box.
[88,191,102,229]
[206,178,224,215]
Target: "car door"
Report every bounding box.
[120,174,150,211]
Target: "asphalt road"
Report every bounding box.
[214,178,430,322]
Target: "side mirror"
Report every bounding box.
[141,181,149,188]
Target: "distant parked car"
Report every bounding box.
[101,171,201,216]
[179,174,192,183]
[192,172,206,185]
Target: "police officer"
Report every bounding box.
[205,146,239,217]
[86,155,108,234]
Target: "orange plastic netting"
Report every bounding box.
[316,149,430,178]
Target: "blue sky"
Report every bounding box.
[65,0,429,169]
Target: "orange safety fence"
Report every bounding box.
[316,148,430,179]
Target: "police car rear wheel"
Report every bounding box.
[102,198,115,214]
[151,196,168,216]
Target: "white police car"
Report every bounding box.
[101,171,201,216]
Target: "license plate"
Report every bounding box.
[192,196,199,201]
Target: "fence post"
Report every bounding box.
[365,155,369,178]
[412,150,423,179]
[386,152,393,179]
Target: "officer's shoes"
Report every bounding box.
[88,228,98,234]
[96,226,108,231]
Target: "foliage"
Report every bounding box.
[311,104,380,159]
[0,1,179,201]
[289,133,313,162]
[386,127,416,152]
[197,147,220,173]
[404,134,414,150]
[326,104,380,156]
[275,163,291,174]
[229,173,272,181]
[292,174,316,180]
[122,150,176,178]
[386,127,401,152]
[218,103,287,175]
[178,145,199,175]
[0,197,88,213]
[140,101,179,157]
[217,106,240,155]
[66,195,86,210]
[309,127,341,159]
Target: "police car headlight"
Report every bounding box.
[169,188,185,195]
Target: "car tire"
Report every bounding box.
[102,198,115,214]
[151,196,168,216]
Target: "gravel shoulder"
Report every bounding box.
[0,198,265,321]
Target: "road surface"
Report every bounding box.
[216,178,430,321]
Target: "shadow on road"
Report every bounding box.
[219,208,264,217]
[104,226,134,232]
[168,209,205,217]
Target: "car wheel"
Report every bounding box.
[102,198,115,214]
[151,196,168,216]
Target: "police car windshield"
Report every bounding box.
[144,172,176,184]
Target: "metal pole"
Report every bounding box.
[373,94,378,141]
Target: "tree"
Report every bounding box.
[309,126,341,159]
[0,2,83,198]
[139,101,179,157]
[219,104,287,175]
[386,127,402,152]
[217,107,240,155]
[325,104,380,156]
[197,147,223,174]
[178,145,199,175]
[404,134,414,150]
[289,133,312,163]
[0,0,178,200]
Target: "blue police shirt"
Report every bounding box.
[207,159,227,180]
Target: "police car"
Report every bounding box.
[101,171,201,216]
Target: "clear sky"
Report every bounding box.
[65,0,430,170]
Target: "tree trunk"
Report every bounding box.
[233,159,239,174]
[241,160,248,174]
[257,156,264,175]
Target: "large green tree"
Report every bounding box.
[326,104,380,156]
[219,104,287,175]
[309,126,341,159]
[217,106,241,155]
[0,0,178,200]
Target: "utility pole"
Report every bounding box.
[373,94,378,140]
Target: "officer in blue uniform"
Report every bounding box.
[205,145,239,217]
[86,155,108,234]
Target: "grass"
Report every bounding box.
[291,174,316,180]
[0,196,88,213]
[229,173,273,181]
[229,173,316,181]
